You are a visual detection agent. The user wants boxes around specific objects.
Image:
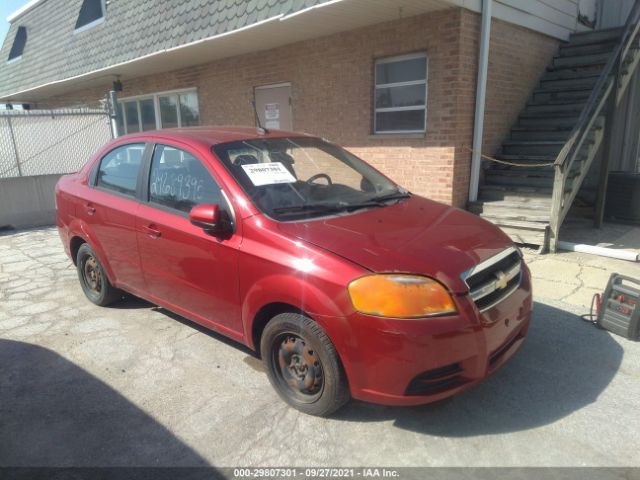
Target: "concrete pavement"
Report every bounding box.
[1,227,639,467]
[523,247,639,311]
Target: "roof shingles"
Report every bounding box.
[0,0,330,99]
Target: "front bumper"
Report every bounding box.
[317,265,532,406]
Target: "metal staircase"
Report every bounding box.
[470,2,640,252]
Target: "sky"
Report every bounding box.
[0,0,29,44]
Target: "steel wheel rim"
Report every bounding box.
[272,332,324,403]
[82,255,102,295]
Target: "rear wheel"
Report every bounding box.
[76,243,122,306]
[261,313,350,416]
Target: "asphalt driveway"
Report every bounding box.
[1,227,639,467]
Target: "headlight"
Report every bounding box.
[347,274,457,318]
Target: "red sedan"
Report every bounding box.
[56,127,532,416]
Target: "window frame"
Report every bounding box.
[373,52,428,135]
[7,26,27,63]
[141,142,235,229]
[118,88,200,135]
[74,0,107,34]
[91,142,151,200]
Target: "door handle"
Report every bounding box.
[85,202,96,215]
[143,224,162,238]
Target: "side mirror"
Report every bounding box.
[189,204,221,231]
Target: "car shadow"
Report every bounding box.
[108,297,624,437]
[332,301,624,436]
[0,339,216,469]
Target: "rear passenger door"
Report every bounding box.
[136,143,242,336]
[82,143,148,292]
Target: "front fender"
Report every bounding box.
[242,273,352,348]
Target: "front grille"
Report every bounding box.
[462,247,522,313]
[405,363,467,396]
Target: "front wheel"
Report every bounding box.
[76,243,122,306]
[261,313,350,416]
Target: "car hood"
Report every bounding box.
[276,195,514,293]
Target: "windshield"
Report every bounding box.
[213,136,407,221]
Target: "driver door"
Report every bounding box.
[136,143,242,337]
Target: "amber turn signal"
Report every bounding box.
[348,274,457,318]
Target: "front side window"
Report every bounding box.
[213,137,404,221]
[96,143,145,196]
[75,0,105,31]
[149,145,223,213]
[8,26,27,62]
[374,53,428,134]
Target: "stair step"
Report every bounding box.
[511,128,598,142]
[486,166,580,179]
[534,81,597,93]
[502,140,565,156]
[568,27,623,46]
[523,102,586,115]
[528,96,590,106]
[502,138,595,156]
[497,225,549,246]
[495,154,559,162]
[512,117,603,131]
[541,68,603,81]
[538,77,598,91]
[510,130,571,141]
[533,89,592,102]
[502,140,566,146]
[518,115,588,128]
[476,209,551,223]
[559,41,617,57]
[553,52,611,69]
[470,200,551,212]
[487,167,554,176]
[479,185,554,202]
[485,173,553,188]
[480,216,549,230]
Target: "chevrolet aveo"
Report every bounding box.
[56,127,532,416]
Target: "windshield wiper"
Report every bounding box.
[273,201,384,215]
[368,190,411,203]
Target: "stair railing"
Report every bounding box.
[548,0,640,252]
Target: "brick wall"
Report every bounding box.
[481,14,560,156]
[41,8,559,208]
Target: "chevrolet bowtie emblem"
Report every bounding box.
[494,271,508,290]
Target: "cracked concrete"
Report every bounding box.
[1,227,639,467]
[523,247,639,311]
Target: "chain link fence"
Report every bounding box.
[0,108,113,179]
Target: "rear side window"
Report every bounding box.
[149,144,223,213]
[96,143,145,196]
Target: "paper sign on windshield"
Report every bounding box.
[241,162,296,187]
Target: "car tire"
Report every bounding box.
[76,243,122,307]
[261,313,350,417]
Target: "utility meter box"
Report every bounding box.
[597,274,640,341]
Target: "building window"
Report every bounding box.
[373,53,428,134]
[75,0,105,32]
[118,90,200,135]
[8,26,27,62]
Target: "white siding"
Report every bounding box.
[597,0,634,28]
[449,0,581,39]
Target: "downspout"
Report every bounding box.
[468,0,492,202]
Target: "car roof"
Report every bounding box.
[117,126,315,147]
